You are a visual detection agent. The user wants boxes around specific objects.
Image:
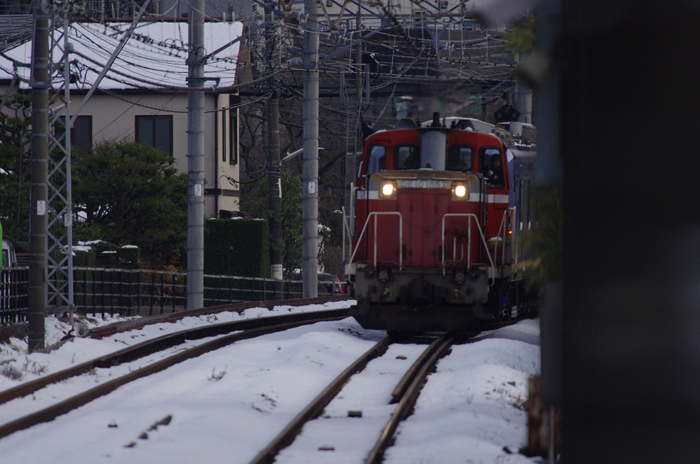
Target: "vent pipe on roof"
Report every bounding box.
[431,111,441,127]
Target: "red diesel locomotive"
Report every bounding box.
[347,113,536,332]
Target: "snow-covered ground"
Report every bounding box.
[0,301,542,463]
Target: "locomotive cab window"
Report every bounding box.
[395,145,419,170]
[481,148,504,187]
[447,146,473,171]
[368,144,386,174]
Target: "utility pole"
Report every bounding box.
[266,0,283,285]
[302,0,319,297]
[187,0,205,310]
[352,1,363,240]
[28,0,49,352]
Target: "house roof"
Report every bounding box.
[0,15,33,52]
[0,21,244,91]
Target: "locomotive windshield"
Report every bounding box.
[364,133,484,176]
[368,144,386,174]
[395,145,419,170]
[481,147,504,187]
[447,146,473,171]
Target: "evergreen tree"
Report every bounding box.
[0,93,32,244]
[72,140,187,265]
[239,170,303,274]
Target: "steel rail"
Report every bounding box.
[365,334,456,464]
[249,332,466,464]
[390,334,451,404]
[389,329,486,403]
[249,336,393,464]
[0,309,350,438]
[89,295,350,339]
[1,306,349,405]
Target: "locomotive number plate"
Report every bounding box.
[400,180,448,189]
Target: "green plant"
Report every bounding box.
[523,183,563,287]
[239,170,302,274]
[503,16,537,58]
[72,140,187,266]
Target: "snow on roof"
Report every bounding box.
[0,21,244,91]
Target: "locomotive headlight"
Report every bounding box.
[452,183,468,200]
[380,181,397,198]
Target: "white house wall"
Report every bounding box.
[0,86,239,218]
[73,91,240,218]
[215,93,241,216]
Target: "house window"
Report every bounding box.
[71,115,92,155]
[229,113,238,165]
[222,106,227,162]
[135,115,172,154]
[229,94,239,165]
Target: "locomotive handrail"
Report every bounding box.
[493,206,518,266]
[349,211,403,271]
[495,208,508,264]
[343,183,358,266]
[441,213,494,281]
[508,206,517,266]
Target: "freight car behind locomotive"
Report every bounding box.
[347,113,537,333]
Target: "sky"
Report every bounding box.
[0,301,542,464]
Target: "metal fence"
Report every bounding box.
[0,266,29,324]
[0,266,342,324]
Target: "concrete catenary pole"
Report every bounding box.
[266,1,283,284]
[28,1,49,352]
[187,0,205,310]
[302,0,319,297]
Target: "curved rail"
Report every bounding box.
[0,308,350,439]
[89,295,350,339]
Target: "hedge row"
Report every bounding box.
[204,219,268,278]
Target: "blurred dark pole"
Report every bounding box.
[560,0,700,461]
[532,0,562,412]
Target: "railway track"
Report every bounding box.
[0,296,534,463]
[249,330,485,464]
[0,297,350,439]
[88,295,350,339]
